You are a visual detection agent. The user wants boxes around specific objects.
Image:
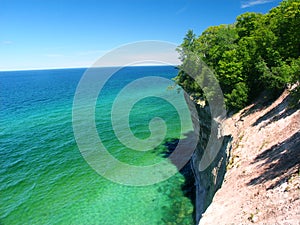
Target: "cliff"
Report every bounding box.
[190,103,232,223]
[197,90,300,224]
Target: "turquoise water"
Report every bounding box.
[0,66,194,225]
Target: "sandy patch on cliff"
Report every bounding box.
[199,90,300,225]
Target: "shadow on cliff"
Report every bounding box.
[252,93,298,128]
[162,131,196,224]
[248,131,300,189]
[238,90,277,119]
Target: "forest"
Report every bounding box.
[175,0,300,111]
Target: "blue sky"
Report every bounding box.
[0,0,282,70]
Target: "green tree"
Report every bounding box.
[175,0,300,112]
[236,12,263,38]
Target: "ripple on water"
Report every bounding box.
[1,181,36,219]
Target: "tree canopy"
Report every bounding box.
[175,0,300,112]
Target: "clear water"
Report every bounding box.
[0,66,194,225]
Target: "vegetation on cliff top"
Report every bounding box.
[175,0,300,112]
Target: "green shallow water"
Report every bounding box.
[0,66,194,225]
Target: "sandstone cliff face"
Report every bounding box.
[198,90,300,225]
[192,105,232,224]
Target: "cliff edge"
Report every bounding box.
[199,90,300,225]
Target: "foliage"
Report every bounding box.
[175,0,300,112]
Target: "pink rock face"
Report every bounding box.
[199,90,300,225]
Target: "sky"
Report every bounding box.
[0,0,282,71]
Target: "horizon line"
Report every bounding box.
[0,64,179,72]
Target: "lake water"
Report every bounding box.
[0,66,195,225]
